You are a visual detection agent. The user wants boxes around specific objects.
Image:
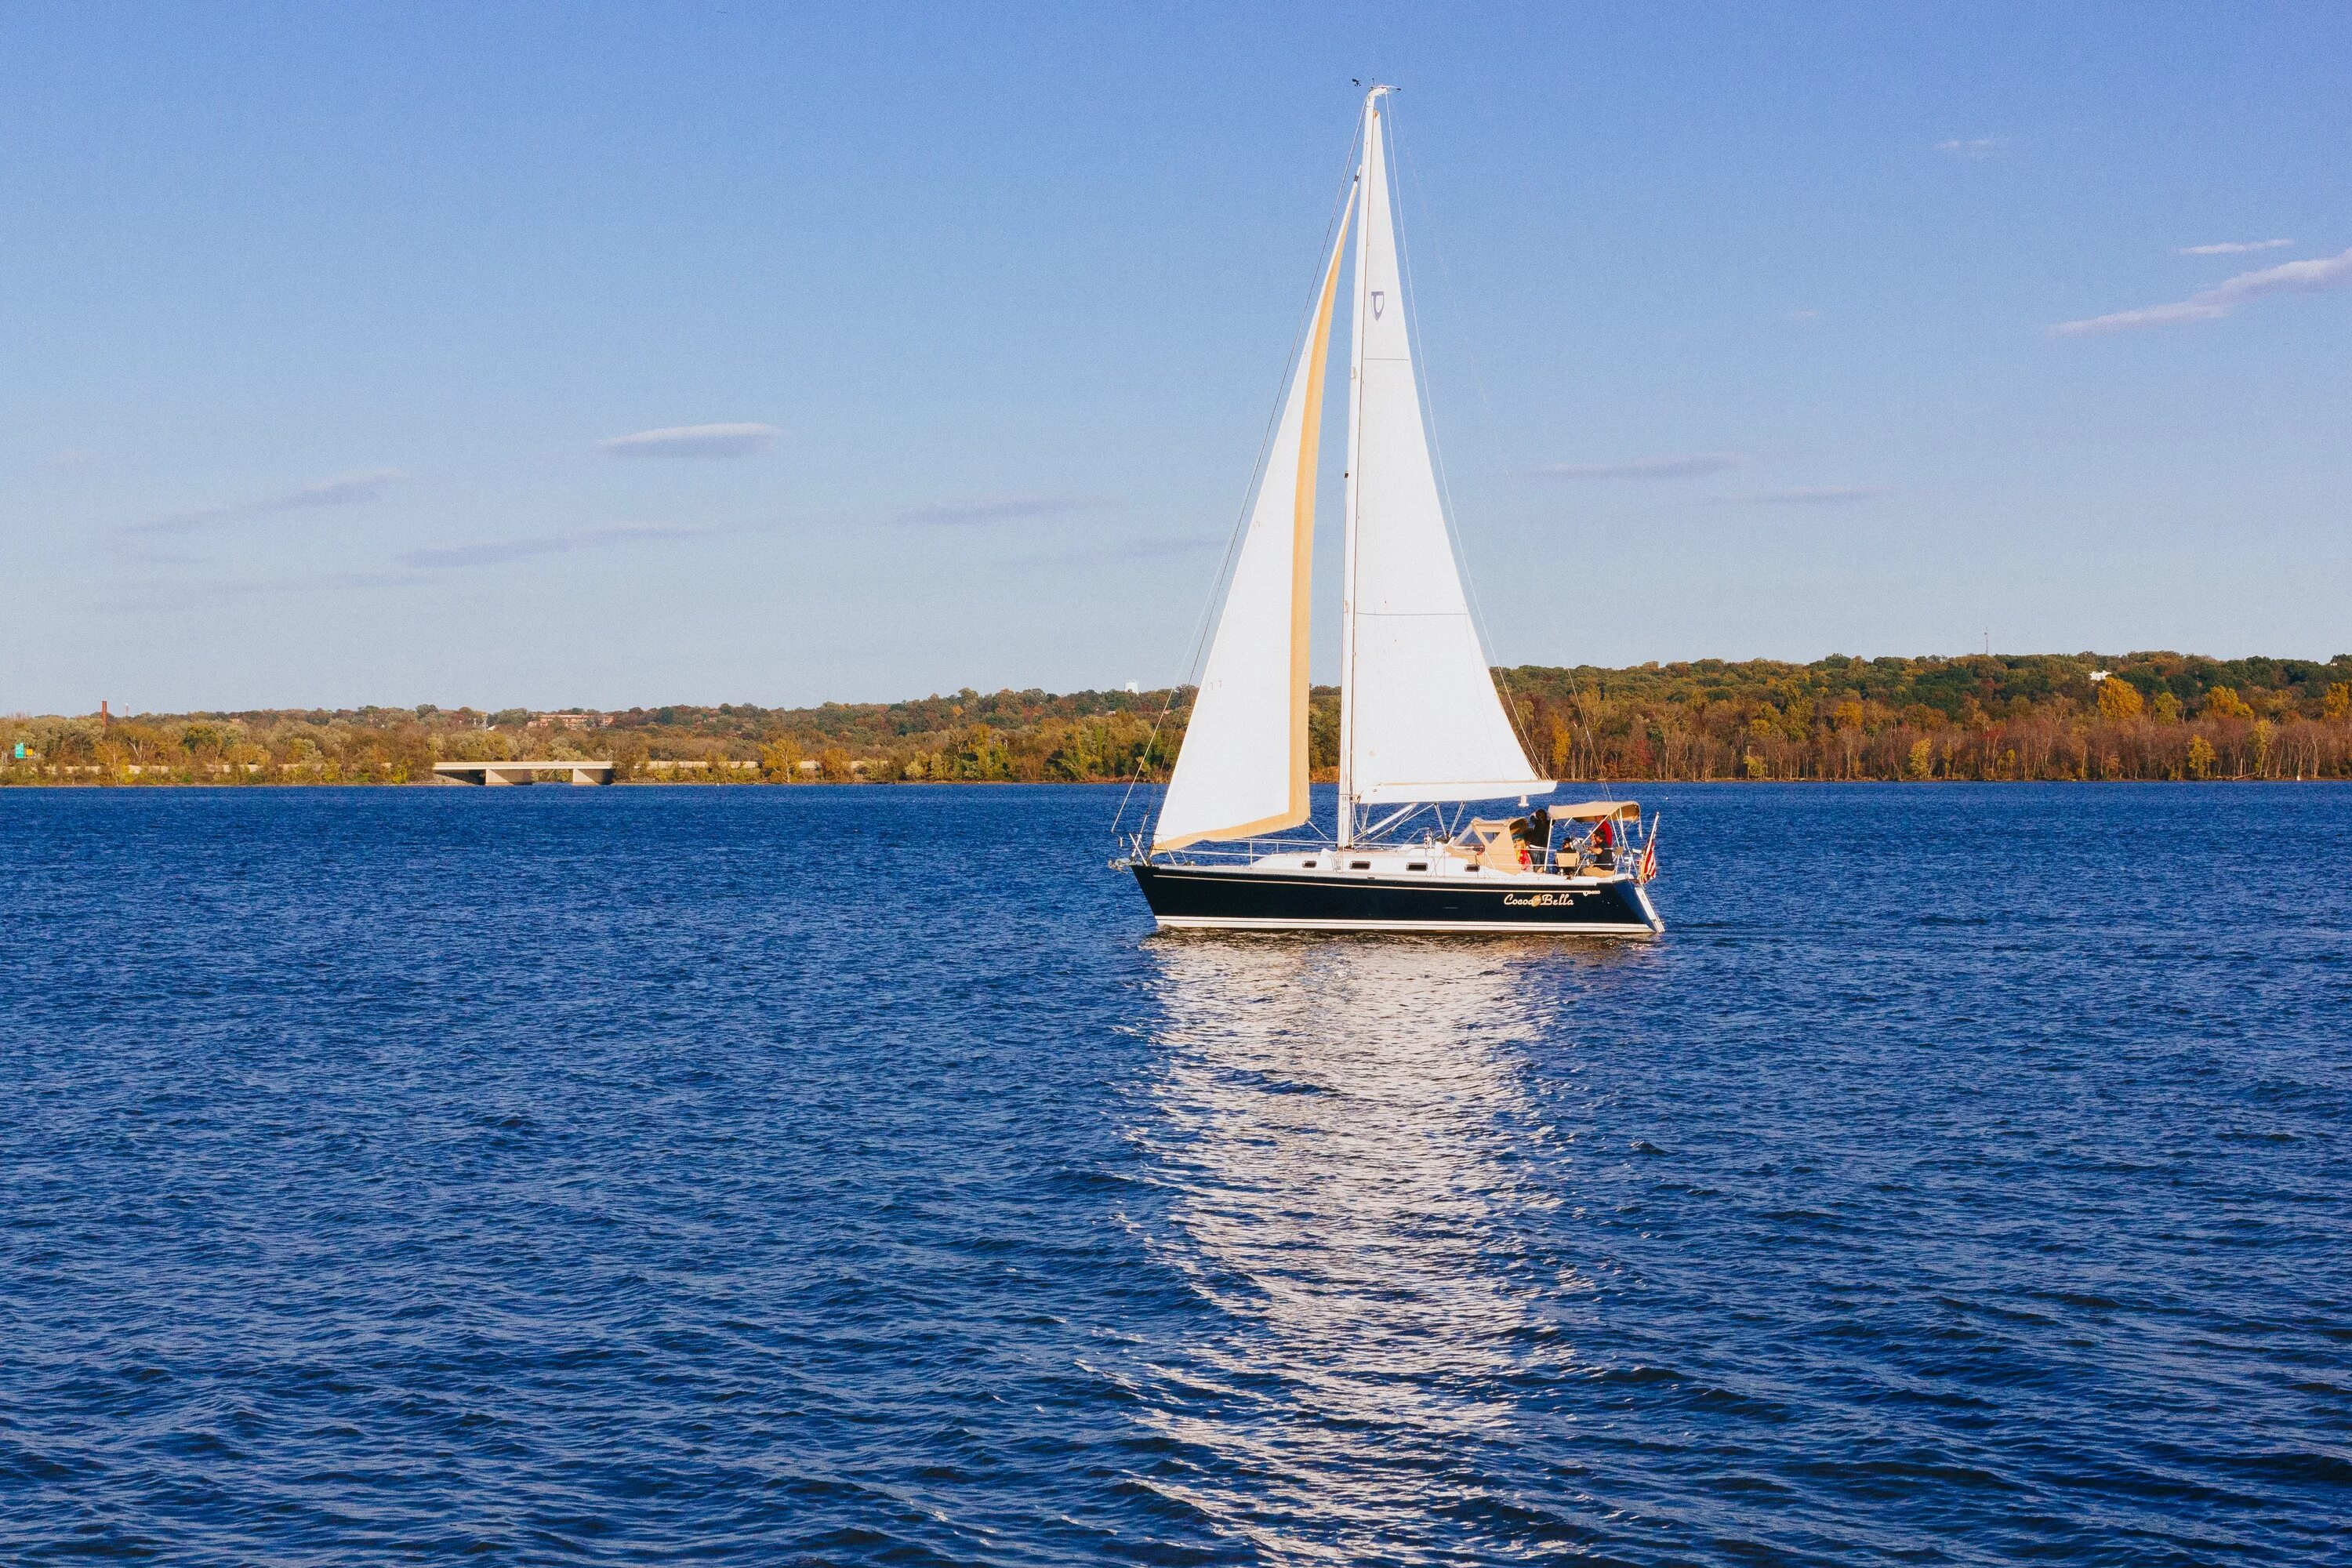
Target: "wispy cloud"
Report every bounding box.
[598,423,779,459]
[252,469,405,512]
[1533,452,1747,481]
[399,523,715,571]
[2177,238,2293,256]
[1014,535,1218,569]
[130,467,406,535]
[1934,137,2001,158]
[1717,485,1895,506]
[893,493,1108,526]
[49,448,98,469]
[96,532,710,609]
[2052,245,2352,336]
[93,567,422,612]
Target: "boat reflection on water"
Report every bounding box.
[1132,935,1604,1556]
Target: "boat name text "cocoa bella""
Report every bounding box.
[1502,892,1584,908]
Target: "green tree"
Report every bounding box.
[950,727,1007,780]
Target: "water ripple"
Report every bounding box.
[0,782,2346,1563]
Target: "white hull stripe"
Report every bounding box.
[1152,915,1657,936]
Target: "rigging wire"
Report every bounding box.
[1113,114,1368,846]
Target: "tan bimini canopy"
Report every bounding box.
[1550,800,1642,822]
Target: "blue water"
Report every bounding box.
[2,783,2347,1564]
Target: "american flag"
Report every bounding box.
[1637,816,1661,884]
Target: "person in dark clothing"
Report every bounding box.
[1588,814,1617,870]
[1510,808,1554,869]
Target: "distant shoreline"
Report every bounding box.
[7,652,2349,786]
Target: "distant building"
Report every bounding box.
[529,712,610,730]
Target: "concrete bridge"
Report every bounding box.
[432,760,614,786]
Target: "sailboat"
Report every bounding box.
[1120,87,1664,936]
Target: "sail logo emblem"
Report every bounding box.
[1370,290,1386,319]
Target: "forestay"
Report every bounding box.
[1152,191,1356,852]
[1341,99,1550,809]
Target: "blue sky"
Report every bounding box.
[4,2,2347,712]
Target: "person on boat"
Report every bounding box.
[1588,815,1617,871]
[1509,809,1552,870]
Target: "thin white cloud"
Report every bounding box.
[96,529,713,608]
[893,494,1108,526]
[399,523,714,571]
[1718,485,1895,506]
[251,469,405,512]
[130,468,406,535]
[1011,535,1218,570]
[49,448,98,468]
[93,567,422,611]
[1533,452,1747,481]
[1934,137,2000,158]
[598,423,779,459]
[2053,245,2352,336]
[2177,238,2293,256]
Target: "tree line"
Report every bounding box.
[5,651,2349,786]
[1495,652,2352,782]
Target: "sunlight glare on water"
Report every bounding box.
[1142,941,1553,1559]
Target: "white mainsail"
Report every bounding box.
[1339,93,1548,827]
[1152,188,1356,852]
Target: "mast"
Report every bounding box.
[1338,85,1388,848]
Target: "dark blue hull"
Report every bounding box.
[1129,862,1661,935]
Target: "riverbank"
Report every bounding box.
[8,651,2350,785]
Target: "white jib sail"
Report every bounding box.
[1153,188,1356,852]
[1341,97,1549,809]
